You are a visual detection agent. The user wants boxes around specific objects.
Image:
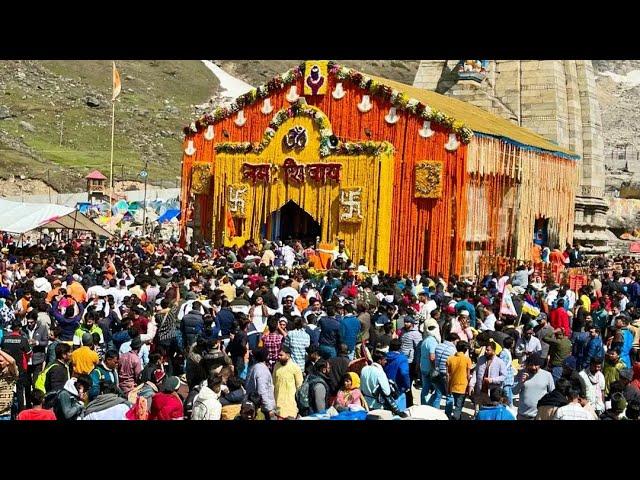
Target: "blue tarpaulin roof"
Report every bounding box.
[157,209,180,223]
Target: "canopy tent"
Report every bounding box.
[157,209,180,223]
[0,198,113,238]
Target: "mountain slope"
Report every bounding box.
[0,60,419,192]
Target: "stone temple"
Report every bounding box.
[413,60,609,253]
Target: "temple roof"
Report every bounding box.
[367,74,578,159]
[85,170,107,180]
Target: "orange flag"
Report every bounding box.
[112,61,121,101]
[226,209,236,237]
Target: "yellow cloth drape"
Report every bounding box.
[211,116,394,272]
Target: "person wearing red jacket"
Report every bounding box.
[550,299,571,337]
[149,376,183,420]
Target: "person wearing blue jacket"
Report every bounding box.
[338,303,360,359]
[383,338,411,393]
[476,387,516,420]
[584,327,605,369]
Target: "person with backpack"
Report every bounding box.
[190,375,223,421]
[51,376,92,421]
[41,343,72,394]
[298,359,331,416]
[88,350,120,401]
[23,309,49,408]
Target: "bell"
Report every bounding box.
[444,133,460,151]
[385,107,399,124]
[332,82,346,100]
[419,121,434,138]
[234,110,246,127]
[261,98,273,115]
[357,95,372,113]
[184,140,196,156]
[286,86,300,103]
[204,125,214,141]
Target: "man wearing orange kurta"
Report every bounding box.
[66,276,87,304]
[549,246,565,285]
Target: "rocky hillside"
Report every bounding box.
[0,60,219,192]
[0,60,419,193]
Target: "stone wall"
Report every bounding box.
[413,60,609,253]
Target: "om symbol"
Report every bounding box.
[283,126,307,150]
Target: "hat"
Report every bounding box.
[72,274,81,282]
[458,310,470,317]
[404,316,417,324]
[620,368,634,382]
[81,332,93,346]
[153,369,166,385]
[161,376,180,393]
[611,392,627,412]
[33,277,49,293]
[130,336,143,350]
[562,356,577,370]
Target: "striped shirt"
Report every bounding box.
[283,329,310,372]
[434,341,457,374]
[554,402,595,420]
[400,327,423,364]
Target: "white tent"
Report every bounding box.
[0,198,113,237]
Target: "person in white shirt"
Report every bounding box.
[578,357,606,416]
[554,386,596,420]
[478,305,497,332]
[418,292,437,321]
[277,279,299,307]
[191,376,223,420]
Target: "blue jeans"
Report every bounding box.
[503,385,514,406]
[420,372,434,405]
[450,393,466,420]
[427,376,453,413]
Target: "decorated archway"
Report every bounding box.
[265,200,321,244]
[211,105,395,271]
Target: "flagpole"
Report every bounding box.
[109,98,115,218]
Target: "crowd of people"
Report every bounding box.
[1,231,639,421]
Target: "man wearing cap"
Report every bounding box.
[273,346,303,418]
[70,333,100,376]
[149,376,184,420]
[513,353,555,420]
